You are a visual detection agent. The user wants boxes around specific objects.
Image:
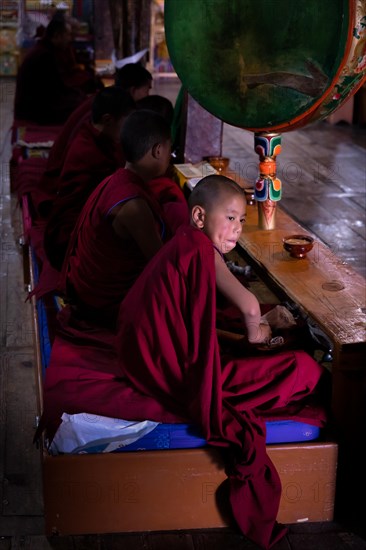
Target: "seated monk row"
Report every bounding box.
[26,90,183,300]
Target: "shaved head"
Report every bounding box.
[188,175,245,211]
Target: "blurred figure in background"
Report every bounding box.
[114,62,152,101]
[14,12,101,125]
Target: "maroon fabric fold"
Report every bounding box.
[13,158,48,199]
[38,305,187,441]
[43,121,125,270]
[35,96,94,205]
[149,176,190,233]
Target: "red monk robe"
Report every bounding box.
[61,167,186,327]
[43,119,125,271]
[114,224,329,549]
[34,96,94,215]
[149,175,189,235]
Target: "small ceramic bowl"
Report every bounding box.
[283,234,314,259]
[207,156,230,173]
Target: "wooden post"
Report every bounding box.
[254,132,282,230]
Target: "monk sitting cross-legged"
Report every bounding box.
[61,109,188,329]
[115,175,330,550]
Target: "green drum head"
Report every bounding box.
[165,0,350,130]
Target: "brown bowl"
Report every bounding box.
[207,156,230,173]
[283,234,314,259]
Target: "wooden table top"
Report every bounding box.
[239,202,366,350]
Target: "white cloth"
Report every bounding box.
[49,413,159,454]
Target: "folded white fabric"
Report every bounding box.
[49,413,159,455]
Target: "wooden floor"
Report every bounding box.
[0,77,365,549]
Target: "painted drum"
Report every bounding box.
[165,0,366,132]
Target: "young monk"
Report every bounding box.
[115,175,330,549]
[61,110,178,328]
[135,94,189,230]
[136,94,174,126]
[114,62,152,101]
[43,86,135,271]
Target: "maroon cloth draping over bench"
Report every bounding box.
[38,293,327,550]
[37,225,329,550]
[13,158,48,201]
[11,120,63,146]
[38,305,187,440]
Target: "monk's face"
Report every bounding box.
[203,194,246,254]
[131,81,152,102]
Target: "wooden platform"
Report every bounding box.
[43,444,337,536]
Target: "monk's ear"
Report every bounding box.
[151,142,161,159]
[191,205,205,229]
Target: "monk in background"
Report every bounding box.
[136,93,188,229]
[61,110,187,329]
[14,14,88,125]
[114,62,152,101]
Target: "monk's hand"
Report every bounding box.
[247,321,272,345]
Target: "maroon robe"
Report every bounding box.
[34,96,94,213]
[149,175,189,234]
[114,225,328,549]
[44,121,125,271]
[61,168,169,327]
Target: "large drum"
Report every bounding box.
[165,0,366,132]
[165,0,366,228]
